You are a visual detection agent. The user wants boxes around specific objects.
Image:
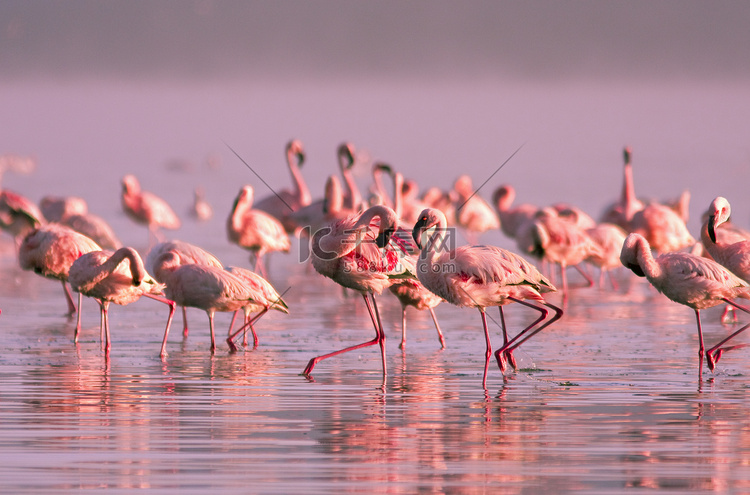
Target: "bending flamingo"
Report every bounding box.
[412,208,562,388]
[227,184,291,276]
[68,247,176,354]
[620,233,750,378]
[146,240,224,337]
[0,189,45,244]
[121,174,181,246]
[41,195,122,250]
[152,251,268,357]
[303,204,409,376]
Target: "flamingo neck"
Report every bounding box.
[622,163,639,221]
[288,150,311,207]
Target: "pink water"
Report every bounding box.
[1,79,750,492]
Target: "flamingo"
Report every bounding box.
[18,223,101,338]
[0,189,45,243]
[303,204,410,376]
[515,207,601,295]
[383,165,446,349]
[421,186,457,226]
[630,203,695,254]
[40,195,122,250]
[601,146,645,229]
[224,265,289,350]
[146,240,224,337]
[492,184,538,240]
[290,174,355,234]
[585,222,628,289]
[227,185,291,276]
[701,197,750,323]
[337,142,364,212]
[68,247,176,354]
[620,233,750,378]
[253,139,311,233]
[152,251,268,357]
[121,174,181,246]
[190,187,213,221]
[412,208,563,388]
[452,175,500,244]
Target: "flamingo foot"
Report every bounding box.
[226,337,239,353]
[504,350,518,371]
[303,358,319,375]
[706,349,722,372]
[494,349,507,373]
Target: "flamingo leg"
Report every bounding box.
[74,292,83,343]
[62,281,77,316]
[399,306,407,350]
[368,293,387,376]
[496,306,516,371]
[140,294,176,357]
[706,299,750,370]
[182,306,189,337]
[102,301,111,355]
[494,299,563,371]
[227,307,268,351]
[695,310,705,380]
[428,307,446,349]
[479,309,492,389]
[574,264,594,287]
[208,312,216,353]
[302,293,385,375]
[227,310,239,337]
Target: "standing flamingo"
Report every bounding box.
[152,251,268,357]
[620,233,750,378]
[412,208,563,388]
[303,204,410,376]
[254,139,311,233]
[18,223,102,338]
[701,197,750,323]
[68,247,176,354]
[190,187,213,221]
[227,185,291,277]
[515,207,601,295]
[452,175,500,244]
[492,184,538,240]
[600,146,645,229]
[585,222,628,289]
[146,240,224,337]
[224,265,289,350]
[121,174,181,246]
[337,142,364,212]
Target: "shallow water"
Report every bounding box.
[2,79,750,492]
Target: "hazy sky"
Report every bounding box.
[2,0,749,82]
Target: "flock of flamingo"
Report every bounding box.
[1,142,749,387]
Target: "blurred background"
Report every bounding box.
[1,0,749,248]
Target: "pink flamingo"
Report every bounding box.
[227,185,291,276]
[701,197,750,323]
[0,189,45,243]
[492,184,538,240]
[384,166,446,349]
[620,232,750,378]
[41,195,122,250]
[452,175,500,244]
[600,146,645,229]
[190,187,213,221]
[68,247,176,354]
[152,251,268,357]
[303,204,409,376]
[290,174,355,234]
[146,240,224,337]
[585,222,628,289]
[18,223,102,337]
[224,265,289,350]
[412,208,563,388]
[421,186,457,226]
[515,207,601,295]
[630,202,695,254]
[121,174,181,246]
[254,139,311,233]
[337,142,364,212]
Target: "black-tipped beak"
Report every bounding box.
[412,219,426,250]
[626,263,645,278]
[297,150,306,166]
[375,227,394,248]
[708,215,717,243]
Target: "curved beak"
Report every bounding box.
[708,215,717,243]
[412,218,427,250]
[375,227,394,248]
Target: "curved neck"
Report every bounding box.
[622,159,639,221]
[392,172,404,219]
[339,153,362,211]
[287,147,311,206]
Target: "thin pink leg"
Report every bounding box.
[494,298,563,371]
[303,293,385,375]
[428,307,445,349]
[62,281,77,316]
[227,308,268,351]
[479,309,492,389]
[399,306,407,350]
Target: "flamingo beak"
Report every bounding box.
[412,221,425,250]
[708,215,717,243]
[375,227,394,248]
